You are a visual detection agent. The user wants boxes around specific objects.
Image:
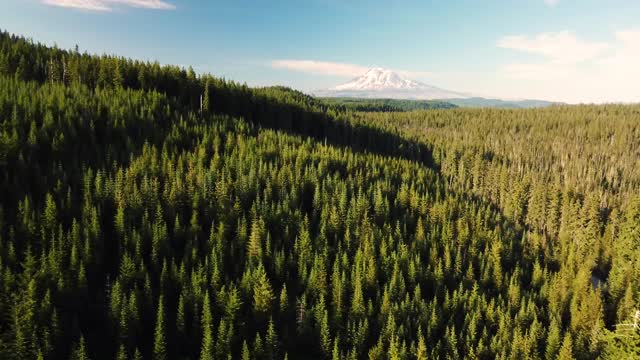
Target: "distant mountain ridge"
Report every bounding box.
[314,67,557,108]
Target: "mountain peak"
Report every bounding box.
[316,67,469,100]
[331,68,421,91]
[364,67,390,75]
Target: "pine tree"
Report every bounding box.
[266,317,278,360]
[200,292,214,360]
[253,333,264,359]
[241,340,250,360]
[558,333,575,360]
[70,335,89,360]
[320,310,331,356]
[350,275,365,317]
[253,265,274,315]
[388,333,402,360]
[177,292,186,336]
[416,327,428,360]
[44,193,57,232]
[113,60,123,88]
[97,59,111,88]
[214,318,229,359]
[247,217,264,263]
[279,284,288,314]
[332,336,340,360]
[203,79,211,114]
[545,318,561,360]
[153,295,167,360]
[225,285,242,320]
[295,218,312,281]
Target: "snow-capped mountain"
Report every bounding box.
[313,67,558,107]
[315,67,469,100]
[332,68,424,91]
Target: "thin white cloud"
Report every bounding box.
[272,60,369,77]
[497,29,640,103]
[111,0,174,9]
[544,0,559,6]
[271,59,432,78]
[43,0,111,11]
[497,31,608,64]
[43,0,175,11]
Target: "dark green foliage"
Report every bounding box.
[0,29,638,360]
[318,97,457,112]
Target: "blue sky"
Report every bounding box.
[3,0,640,103]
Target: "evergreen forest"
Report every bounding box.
[0,31,639,359]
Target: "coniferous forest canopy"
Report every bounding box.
[316,98,457,113]
[0,31,639,360]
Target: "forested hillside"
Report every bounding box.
[0,31,638,360]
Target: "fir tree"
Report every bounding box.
[253,265,274,315]
[200,292,214,360]
[153,296,167,360]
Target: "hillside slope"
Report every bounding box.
[0,30,638,360]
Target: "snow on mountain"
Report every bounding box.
[313,67,557,107]
[332,68,423,91]
[315,67,469,100]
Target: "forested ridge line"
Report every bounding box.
[0,30,436,169]
[317,98,457,112]
[0,29,639,360]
